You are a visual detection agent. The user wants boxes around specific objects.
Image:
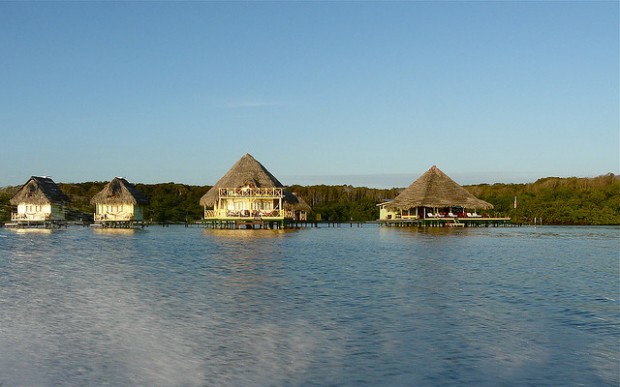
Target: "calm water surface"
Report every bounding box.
[0,225,618,386]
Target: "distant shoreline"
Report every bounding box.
[1,174,618,226]
[0,172,617,191]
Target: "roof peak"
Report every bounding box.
[427,165,445,176]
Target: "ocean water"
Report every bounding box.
[0,225,618,386]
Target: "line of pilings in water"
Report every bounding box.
[2,220,523,229]
[190,219,521,229]
[200,220,368,229]
[199,220,518,229]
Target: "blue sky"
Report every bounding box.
[1,1,618,188]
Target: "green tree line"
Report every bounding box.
[1,174,618,225]
[288,185,400,222]
[467,174,620,225]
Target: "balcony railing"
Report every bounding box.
[218,187,283,198]
[205,209,284,219]
[204,209,307,221]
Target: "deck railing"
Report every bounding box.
[218,187,283,198]
[11,213,51,221]
[94,213,134,221]
[290,211,308,221]
[204,209,307,221]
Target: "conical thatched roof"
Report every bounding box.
[200,153,310,211]
[10,176,69,205]
[90,177,149,205]
[388,165,493,210]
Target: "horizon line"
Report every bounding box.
[1,172,616,190]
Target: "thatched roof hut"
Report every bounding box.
[199,153,310,211]
[90,177,149,205]
[10,176,69,205]
[388,165,493,210]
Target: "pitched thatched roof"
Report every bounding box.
[10,176,69,205]
[90,177,149,205]
[200,153,310,211]
[388,165,493,210]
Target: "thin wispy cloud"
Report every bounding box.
[222,100,291,109]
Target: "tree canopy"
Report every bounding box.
[467,174,620,225]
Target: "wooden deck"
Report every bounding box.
[91,221,145,229]
[5,220,68,229]
[203,217,287,229]
[379,217,512,227]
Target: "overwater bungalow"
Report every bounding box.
[378,165,509,227]
[8,176,69,228]
[200,153,310,229]
[90,177,149,228]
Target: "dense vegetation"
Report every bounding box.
[0,174,618,225]
[288,185,400,222]
[468,174,620,225]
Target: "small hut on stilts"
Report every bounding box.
[200,153,310,229]
[90,177,149,228]
[8,176,69,228]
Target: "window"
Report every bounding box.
[251,201,272,211]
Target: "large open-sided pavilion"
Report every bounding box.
[378,165,510,227]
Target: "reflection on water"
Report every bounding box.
[0,225,618,386]
[203,228,296,239]
[91,228,136,236]
[10,228,54,235]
